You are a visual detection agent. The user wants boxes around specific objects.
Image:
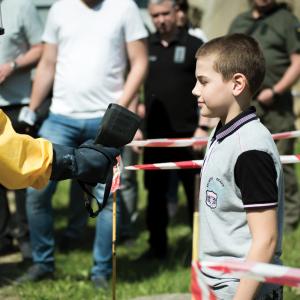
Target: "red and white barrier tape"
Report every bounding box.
[272,130,300,141]
[127,137,208,148]
[126,160,204,170]
[127,130,300,148]
[191,261,217,300]
[126,155,300,170]
[198,260,300,288]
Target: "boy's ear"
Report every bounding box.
[232,73,247,96]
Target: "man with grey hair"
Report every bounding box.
[140,0,206,259]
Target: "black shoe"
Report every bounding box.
[91,276,109,290]
[15,264,54,284]
[0,242,17,256]
[19,241,32,261]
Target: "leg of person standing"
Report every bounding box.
[120,146,139,242]
[14,189,32,260]
[18,113,96,282]
[91,188,121,289]
[0,105,35,259]
[143,148,170,259]
[0,187,14,254]
[25,181,58,279]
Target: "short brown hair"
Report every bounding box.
[196,34,265,95]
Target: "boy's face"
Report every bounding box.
[192,54,234,120]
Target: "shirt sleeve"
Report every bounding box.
[234,150,278,209]
[21,1,43,46]
[123,0,148,43]
[283,12,300,55]
[0,110,53,190]
[42,3,60,44]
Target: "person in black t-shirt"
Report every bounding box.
[140,0,207,260]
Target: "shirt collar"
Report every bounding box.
[212,106,258,143]
[150,27,186,46]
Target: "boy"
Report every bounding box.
[193,34,284,299]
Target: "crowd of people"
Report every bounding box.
[1,0,300,298]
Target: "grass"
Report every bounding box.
[0,153,300,299]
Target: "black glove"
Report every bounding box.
[50,140,120,184]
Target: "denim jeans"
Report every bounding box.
[26,113,119,277]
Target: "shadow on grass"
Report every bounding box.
[116,233,192,284]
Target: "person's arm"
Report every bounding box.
[117,39,148,108]
[257,53,300,105]
[0,109,53,189]
[29,43,57,112]
[233,209,277,300]
[0,44,43,84]
[0,110,120,190]
[233,150,279,299]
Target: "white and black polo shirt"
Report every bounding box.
[199,107,284,298]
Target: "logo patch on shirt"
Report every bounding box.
[205,176,224,209]
[206,190,217,209]
[174,46,186,63]
[149,55,157,62]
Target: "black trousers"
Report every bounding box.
[144,145,198,254]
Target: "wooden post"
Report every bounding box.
[112,191,117,300]
[192,174,200,261]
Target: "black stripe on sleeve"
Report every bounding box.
[234,150,278,209]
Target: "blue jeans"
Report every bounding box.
[26,113,119,277]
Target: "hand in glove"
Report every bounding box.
[50,140,120,184]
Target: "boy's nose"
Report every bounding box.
[192,82,200,97]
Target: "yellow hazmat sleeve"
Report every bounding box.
[0,110,53,189]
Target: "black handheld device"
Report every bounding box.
[94,103,141,147]
[82,103,141,217]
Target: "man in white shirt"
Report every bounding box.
[17,0,148,288]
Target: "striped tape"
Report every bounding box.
[126,155,300,170]
[127,130,300,148]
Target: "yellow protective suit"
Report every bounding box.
[0,109,53,189]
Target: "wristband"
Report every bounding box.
[18,106,37,126]
[197,125,209,131]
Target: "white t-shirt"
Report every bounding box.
[43,0,148,118]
